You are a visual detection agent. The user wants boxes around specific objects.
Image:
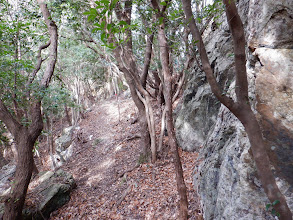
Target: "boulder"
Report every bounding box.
[0,164,16,198]
[53,126,76,168]
[55,126,75,153]
[0,169,75,219]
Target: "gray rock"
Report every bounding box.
[175,9,235,151]
[247,0,293,49]
[27,169,75,219]
[194,107,291,220]
[55,126,75,153]
[53,126,76,168]
[0,164,16,198]
[0,169,76,219]
[175,0,293,219]
[254,48,293,185]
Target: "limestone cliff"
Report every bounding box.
[175,0,293,219]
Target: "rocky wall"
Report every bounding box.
[175,0,293,219]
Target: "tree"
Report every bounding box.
[150,0,188,218]
[181,0,292,219]
[84,0,157,162]
[0,0,58,218]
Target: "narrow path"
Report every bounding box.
[50,97,201,219]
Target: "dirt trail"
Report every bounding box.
[50,97,202,219]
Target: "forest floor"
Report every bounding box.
[48,96,203,219]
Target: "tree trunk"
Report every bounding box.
[0,1,57,218]
[141,34,154,88]
[3,127,41,219]
[124,74,151,159]
[160,34,188,219]
[112,0,157,162]
[150,0,189,217]
[237,106,292,220]
[46,115,56,170]
[182,0,292,218]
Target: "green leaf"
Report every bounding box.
[101,32,106,43]
[110,0,118,10]
[160,1,167,6]
[272,200,280,206]
[100,0,110,5]
[83,11,91,15]
[158,17,164,25]
[146,27,152,34]
[88,14,96,21]
[100,20,106,29]
[92,28,100,32]
[90,8,98,15]
[96,5,104,9]
[106,23,113,31]
[266,204,271,211]
[118,20,128,26]
[93,22,101,27]
[108,43,115,49]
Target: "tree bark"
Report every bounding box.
[150,0,188,218]
[1,1,58,218]
[158,25,188,220]
[3,127,40,219]
[124,73,151,158]
[113,0,156,162]
[141,34,154,88]
[182,0,292,219]
[239,107,292,220]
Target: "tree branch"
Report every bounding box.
[27,40,51,87]
[37,0,58,88]
[223,0,248,103]
[0,100,21,137]
[141,34,154,88]
[182,0,235,111]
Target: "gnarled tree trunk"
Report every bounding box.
[3,126,42,219]
[0,0,58,218]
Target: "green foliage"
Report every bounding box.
[84,0,140,48]
[42,85,75,118]
[0,0,51,122]
[196,0,224,23]
[266,200,281,217]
